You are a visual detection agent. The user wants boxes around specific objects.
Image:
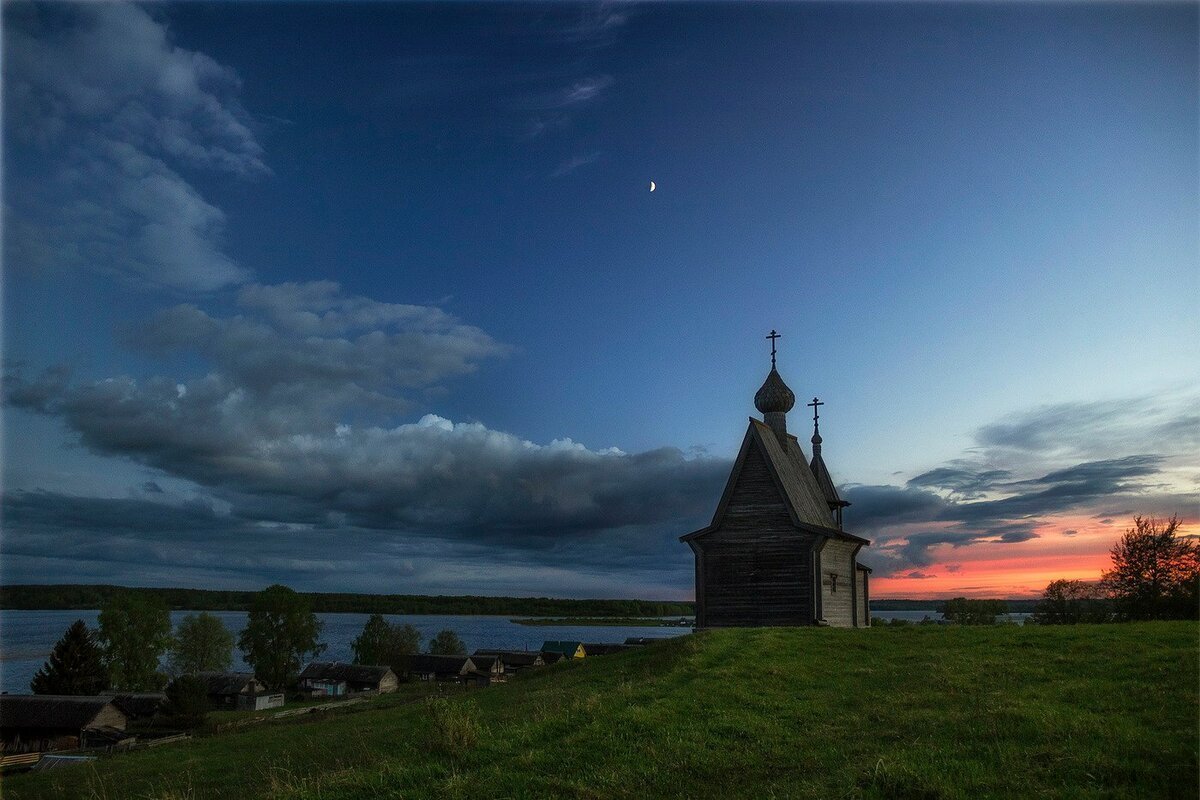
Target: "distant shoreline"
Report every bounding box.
[0,585,1039,615]
[510,617,695,627]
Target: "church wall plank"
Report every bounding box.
[819,539,858,627]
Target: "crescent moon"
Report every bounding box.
[649,181,656,192]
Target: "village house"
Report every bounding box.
[192,672,285,711]
[466,654,506,683]
[100,692,166,722]
[541,641,587,659]
[538,651,568,665]
[297,663,399,696]
[473,649,545,674]
[0,696,127,754]
[402,654,480,683]
[680,333,871,628]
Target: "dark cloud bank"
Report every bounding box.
[6,291,1196,594]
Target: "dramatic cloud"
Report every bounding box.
[846,392,1199,578]
[4,2,263,290]
[5,284,725,582]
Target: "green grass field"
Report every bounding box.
[4,622,1196,799]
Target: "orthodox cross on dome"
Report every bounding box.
[807,397,823,433]
[766,329,781,368]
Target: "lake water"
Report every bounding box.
[0,610,692,694]
[0,609,1032,694]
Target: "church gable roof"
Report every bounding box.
[682,419,867,544]
[810,449,848,509]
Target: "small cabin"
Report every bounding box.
[467,654,505,682]
[473,650,544,673]
[100,692,166,722]
[193,672,284,711]
[541,641,586,659]
[401,655,478,683]
[0,695,127,754]
[298,663,398,695]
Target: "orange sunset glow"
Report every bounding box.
[871,514,1198,599]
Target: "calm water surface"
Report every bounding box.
[0,610,692,694]
[0,609,1031,693]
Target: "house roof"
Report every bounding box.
[856,562,873,573]
[580,643,635,655]
[100,692,165,719]
[298,662,395,684]
[194,672,261,696]
[0,695,125,731]
[541,641,583,655]
[473,650,543,667]
[681,419,869,546]
[402,655,475,675]
[469,655,500,671]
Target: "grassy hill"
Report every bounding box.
[5,622,1196,799]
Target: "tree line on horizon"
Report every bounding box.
[0,585,695,618]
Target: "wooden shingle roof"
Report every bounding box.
[298,662,394,684]
[680,418,868,546]
[0,695,124,730]
[194,672,261,696]
[403,655,475,675]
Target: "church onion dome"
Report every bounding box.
[754,368,796,415]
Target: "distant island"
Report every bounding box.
[0,585,1039,616]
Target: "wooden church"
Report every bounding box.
[680,333,871,628]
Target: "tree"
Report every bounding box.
[1030,580,1110,625]
[238,584,325,690]
[30,620,108,695]
[351,614,421,669]
[428,629,466,655]
[939,598,1008,625]
[162,675,209,729]
[168,612,235,676]
[98,592,173,690]
[1102,516,1199,621]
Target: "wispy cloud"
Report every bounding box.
[4,2,264,292]
[550,151,602,178]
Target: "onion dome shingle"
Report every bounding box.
[754,368,796,414]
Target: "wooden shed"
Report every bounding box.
[473,650,545,673]
[680,347,871,629]
[401,655,478,683]
[193,672,284,711]
[100,692,166,721]
[0,695,127,753]
[298,663,398,695]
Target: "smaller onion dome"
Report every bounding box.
[754,368,796,414]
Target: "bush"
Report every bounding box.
[163,675,210,728]
[425,698,480,757]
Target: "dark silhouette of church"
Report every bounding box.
[680,332,871,628]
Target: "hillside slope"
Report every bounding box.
[6,623,1197,799]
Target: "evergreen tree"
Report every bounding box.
[238,584,325,690]
[30,620,108,695]
[98,592,173,690]
[428,629,466,655]
[168,612,234,676]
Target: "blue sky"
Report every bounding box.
[3,2,1197,598]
